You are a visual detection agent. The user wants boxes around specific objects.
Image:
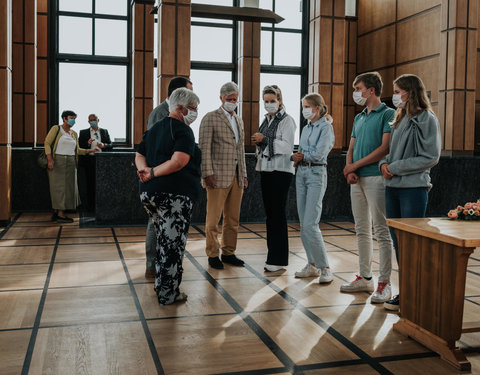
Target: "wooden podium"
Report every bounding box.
[387,218,480,371]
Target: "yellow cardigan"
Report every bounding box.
[44,125,88,160]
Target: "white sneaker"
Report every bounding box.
[340,275,374,292]
[319,267,333,283]
[264,264,285,272]
[371,281,392,303]
[295,263,320,278]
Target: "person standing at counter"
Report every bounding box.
[78,114,112,211]
[45,110,95,223]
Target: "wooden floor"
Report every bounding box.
[0,213,479,375]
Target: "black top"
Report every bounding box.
[137,117,202,202]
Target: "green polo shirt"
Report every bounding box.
[351,102,395,177]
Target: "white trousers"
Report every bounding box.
[350,176,393,282]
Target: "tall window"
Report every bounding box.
[189,0,237,141]
[55,0,130,144]
[259,0,307,145]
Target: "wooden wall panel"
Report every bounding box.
[439,0,477,153]
[377,67,395,99]
[396,58,439,103]
[238,21,260,147]
[357,26,395,72]
[37,102,47,144]
[357,0,396,35]
[318,18,332,82]
[333,19,345,83]
[309,0,345,149]
[396,8,441,63]
[157,0,191,105]
[0,69,10,144]
[133,3,155,143]
[11,0,36,145]
[397,0,441,20]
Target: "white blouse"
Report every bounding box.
[255,110,296,174]
[55,127,77,156]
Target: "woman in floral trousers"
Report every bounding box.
[136,88,201,305]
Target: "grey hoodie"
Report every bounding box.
[379,110,441,190]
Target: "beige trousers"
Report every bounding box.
[205,176,243,257]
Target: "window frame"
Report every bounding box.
[50,0,132,146]
[260,0,310,140]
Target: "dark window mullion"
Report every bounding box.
[271,0,276,66]
[92,0,95,55]
[57,11,127,21]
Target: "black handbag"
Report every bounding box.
[37,126,61,169]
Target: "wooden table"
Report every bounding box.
[386,218,480,371]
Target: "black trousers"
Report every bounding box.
[260,171,292,266]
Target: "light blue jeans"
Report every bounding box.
[295,165,329,268]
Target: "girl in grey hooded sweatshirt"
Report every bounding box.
[379,74,441,311]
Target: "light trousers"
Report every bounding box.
[296,165,329,268]
[205,176,244,258]
[351,176,393,282]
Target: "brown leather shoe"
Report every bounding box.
[145,269,155,280]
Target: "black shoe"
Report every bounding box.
[208,256,224,269]
[56,216,74,223]
[384,294,400,311]
[51,212,58,221]
[221,254,245,267]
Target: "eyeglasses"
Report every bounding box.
[94,132,99,140]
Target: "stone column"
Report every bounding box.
[238,21,260,150]
[308,0,345,150]
[438,0,477,154]
[0,0,12,224]
[12,0,36,145]
[156,0,191,104]
[133,2,154,144]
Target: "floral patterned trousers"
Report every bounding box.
[140,191,193,305]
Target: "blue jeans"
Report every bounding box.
[296,165,329,268]
[385,186,428,263]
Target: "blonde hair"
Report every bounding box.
[302,93,333,123]
[262,85,283,108]
[391,74,432,128]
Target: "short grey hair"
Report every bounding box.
[220,82,239,97]
[169,88,200,113]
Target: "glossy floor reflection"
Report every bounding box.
[0,213,478,374]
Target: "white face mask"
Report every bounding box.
[264,102,279,115]
[183,108,198,125]
[392,93,406,108]
[353,91,368,106]
[302,107,316,121]
[223,101,237,112]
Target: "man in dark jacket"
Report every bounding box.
[78,114,112,211]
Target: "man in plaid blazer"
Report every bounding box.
[199,82,248,269]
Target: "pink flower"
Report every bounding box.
[457,205,464,211]
[463,209,469,215]
[448,210,458,219]
[465,203,473,209]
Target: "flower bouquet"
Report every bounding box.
[448,200,480,220]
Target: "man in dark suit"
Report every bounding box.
[78,114,113,211]
[144,76,194,280]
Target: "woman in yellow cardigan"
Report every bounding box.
[44,110,95,223]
